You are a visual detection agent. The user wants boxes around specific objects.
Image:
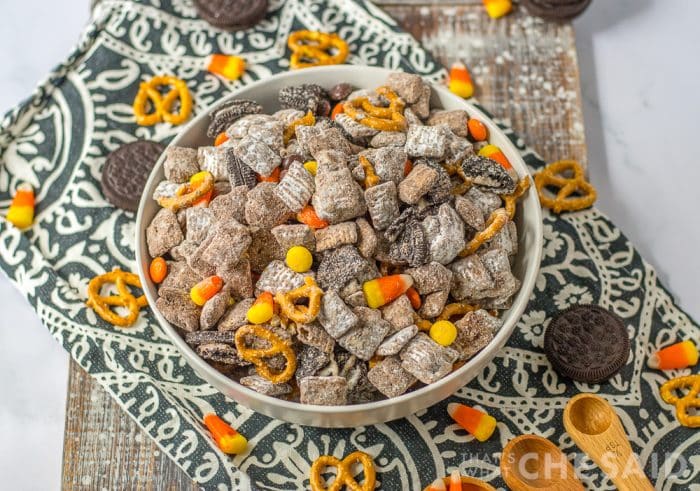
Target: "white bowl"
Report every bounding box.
[136,65,543,427]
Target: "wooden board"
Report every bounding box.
[62,3,587,488]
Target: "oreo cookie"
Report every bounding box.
[522,0,592,21]
[101,140,165,212]
[194,0,268,30]
[544,305,629,383]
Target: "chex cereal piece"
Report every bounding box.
[156,288,201,332]
[306,126,357,158]
[338,312,391,361]
[247,228,285,274]
[152,180,180,201]
[160,261,201,292]
[410,85,432,119]
[225,114,276,139]
[185,244,216,278]
[455,195,486,232]
[360,147,407,186]
[466,186,502,219]
[200,287,231,330]
[218,259,253,299]
[355,218,378,258]
[196,343,248,372]
[422,203,465,264]
[185,207,214,244]
[334,352,376,404]
[296,345,330,381]
[427,110,470,137]
[453,309,501,360]
[478,249,521,300]
[244,182,294,229]
[315,222,358,252]
[297,322,336,354]
[344,290,367,308]
[334,113,380,140]
[184,330,235,347]
[214,181,232,196]
[364,182,400,231]
[381,294,415,332]
[312,151,367,224]
[445,131,474,164]
[218,298,255,332]
[272,224,316,252]
[273,108,306,126]
[235,136,281,177]
[198,221,251,272]
[377,324,418,356]
[299,376,348,405]
[462,155,516,194]
[242,119,285,153]
[164,146,199,183]
[399,333,458,384]
[449,254,495,301]
[481,220,517,257]
[398,163,438,204]
[420,290,449,319]
[240,374,292,397]
[369,131,406,148]
[255,260,306,295]
[385,72,424,103]
[294,125,323,155]
[198,146,234,182]
[146,208,183,257]
[367,356,417,398]
[318,290,359,338]
[406,261,453,295]
[316,245,368,291]
[404,107,423,126]
[405,125,449,159]
[274,161,315,212]
[210,186,247,224]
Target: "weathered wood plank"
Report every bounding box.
[63,4,587,488]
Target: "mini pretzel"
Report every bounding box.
[235,324,297,384]
[438,302,479,321]
[157,171,215,212]
[359,155,380,188]
[133,75,192,126]
[534,160,596,214]
[288,30,349,69]
[503,176,531,220]
[86,269,147,327]
[344,86,406,132]
[310,451,376,491]
[459,208,509,257]
[283,110,315,145]
[413,314,433,332]
[660,375,700,428]
[275,277,324,325]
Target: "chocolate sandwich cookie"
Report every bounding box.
[522,0,592,21]
[544,305,629,383]
[101,140,165,212]
[194,0,268,30]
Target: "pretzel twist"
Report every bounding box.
[235,324,297,384]
[310,451,376,491]
[157,171,215,212]
[288,30,349,69]
[275,277,323,325]
[660,375,700,428]
[534,160,596,213]
[86,269,147,327]
[459,208,509,257]
[438,302,480,321]
[133,75,192,126]
[344,86,406,132]
[503,176,531,220]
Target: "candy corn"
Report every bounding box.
[203,413,247,454]
[467,118,489,142]
[190,276,223,306]
[483,0,513,19]
[189,171,213,206]
[427,478,447,491]
[207,54,246,81]
[363,274,414,309]
[448,62,474,99]
[447,402,497,442]
[246,291,275,324]
[6,183,34,229]
[331,102,344,120]
[303,160,318,176]
[648,340,698,370]
[149,257,168,284]
[214,132,229,146]
[257,167,281,183]
[296,205,329,230]
[479,144,512,170]
[449,470,462,491]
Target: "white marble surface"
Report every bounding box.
[0,0,698,488]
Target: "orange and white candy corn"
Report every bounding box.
[6,183,34,229]
[649,340,698,370]
[447,402,497,442]
[363,274,413,309]
[448,62,474,99]
[483,0,513,19]
[203,413,247,454]
[427,478,447,491]
[190,276,223,306]
[207,54,246,81]
[246,291,275,324]
[479,144,512,170]
[448,470,463,491]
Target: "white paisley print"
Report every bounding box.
[0,1,698,489]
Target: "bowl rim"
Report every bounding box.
[135,65,543,419]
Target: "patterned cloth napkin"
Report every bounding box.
[1,1,698,489]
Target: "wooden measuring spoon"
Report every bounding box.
[563,393,654,491]
[500,434,584,491]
